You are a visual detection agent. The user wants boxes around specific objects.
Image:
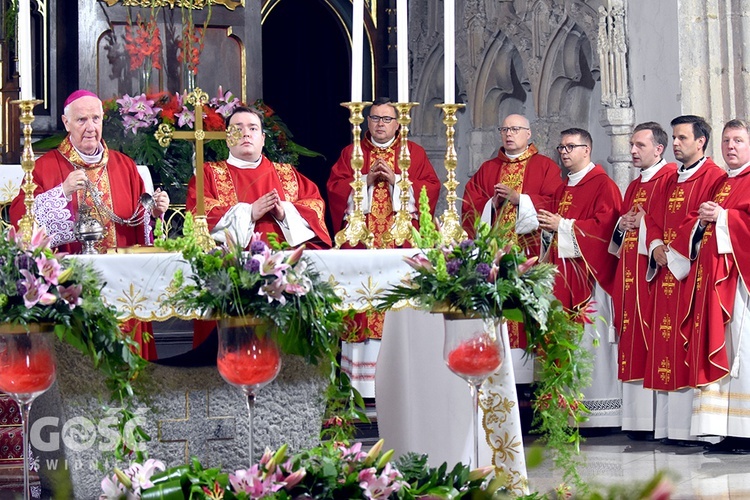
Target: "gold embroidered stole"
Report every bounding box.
[367,148,397,249]
[58,137,116,250]
[496,147,535,348]
[210,160,300,206]
[495,150,532,244]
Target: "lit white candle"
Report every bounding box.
[351,0,364,102]
[396,0,408,103]
[18,0,33,100]
[444,0,455,104]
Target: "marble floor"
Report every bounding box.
[525,431,750,499]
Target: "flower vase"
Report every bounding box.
[139,65,152,94]
[435,309,503,468]
[0,323,57,500]
[216,316,281,464]
[183,67,196,92]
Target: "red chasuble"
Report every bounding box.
[613,163,677,382]
[461,144,562,255]
[547,165,621,311]
[10,139,150,254]
[642,158,725,391]
[9,138,156,361]
[326,132,440,341]
[327,132,441,240]
[186,157,331,249]
[680,169,750,386]
[461,145,562,348]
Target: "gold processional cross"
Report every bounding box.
[154,88,239,251]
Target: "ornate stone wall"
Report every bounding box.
[406,0,611,204]
[404,0,750,202]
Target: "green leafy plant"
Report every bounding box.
[154,213,345,366]
[0,225,149,459]
[377,187,593,494]
[377,187,556,336]
[100,439,504,499]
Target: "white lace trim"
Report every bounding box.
[33,185,75,247]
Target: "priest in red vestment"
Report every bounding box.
[187,105,331,250]
[327,97,441,247]
[609,122,676,439]
[461,113,562,357]
[326,97,440,397]
[187,105,331,349]
[673,120,750,453]
[9,90,170,361]
[643,115,725,443]
[538,127,623,428]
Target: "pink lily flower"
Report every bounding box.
[285,245,305,266]
[57,284,83,309]
[19,269,55,308]
[283,468,307,489]
[35,255,61,285]
[517,256,538,275]
[403,254,434,272]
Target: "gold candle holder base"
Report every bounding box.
[436,103,467,245]
[334,101,374,249]
[12,99,44,244]
[383,101,419,247]
[193,215,216,252]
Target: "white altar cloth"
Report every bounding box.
[73,249,528,490]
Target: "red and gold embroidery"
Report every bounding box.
[661,272,676,297]
[367,148,397,249]
[658,357,671,385]
[660,314,672,341]
[713,181,732,205]
[667,186,685,213]
[558,191,574,216]
[663,227,677,245]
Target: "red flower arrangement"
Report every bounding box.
[124,13,162,72]
[177,23,205,76]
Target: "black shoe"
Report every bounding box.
[660,438,706,447]
[677,439,709,447]
[704,437,750,455]
[626,431,656,441]
[579,426,620,438]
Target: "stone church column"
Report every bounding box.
[596,2,634,193]
[677,0,750,154]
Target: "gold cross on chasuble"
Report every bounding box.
[667,186,685,213]
[558,191,574,216]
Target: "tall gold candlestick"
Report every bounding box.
[13,99,43,244]
[384,101,419,247]
[334,101,374,249]
[436,103,467,245]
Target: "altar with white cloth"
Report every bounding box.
[74,249,528,494]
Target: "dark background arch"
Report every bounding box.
[262,0,369,234]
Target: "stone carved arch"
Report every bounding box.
[535,18,596,123]
[471,34,531,129]
[412,44,451,137]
